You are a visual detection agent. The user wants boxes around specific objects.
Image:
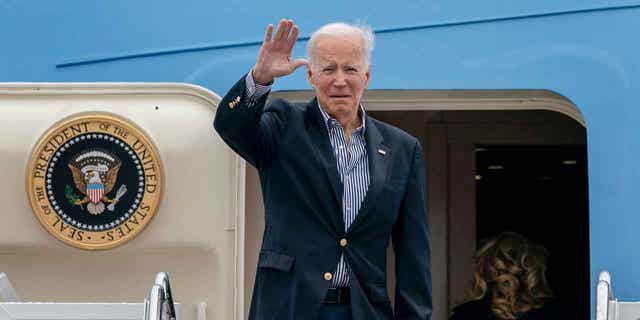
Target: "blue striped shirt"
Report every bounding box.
[317,102,370,288]
[244,72,371,288]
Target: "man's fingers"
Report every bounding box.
[278,19,292,41]
[286,24,299,52]
[282,19,293,41]
[263,24,274,43]
[273,19,286,41]
[277,19,293,42]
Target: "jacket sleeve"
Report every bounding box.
[213,73,288,169]
[392,140,433,319]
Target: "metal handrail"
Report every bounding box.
[594,270,640,320]
[144,272,177,320]
[0,273,19,302]
[596,271,611,320]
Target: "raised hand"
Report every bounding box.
[252,19,308,85]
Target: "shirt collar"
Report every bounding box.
[317,100,367,135]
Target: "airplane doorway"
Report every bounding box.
[476,145,589,319]
[371,109,588,319]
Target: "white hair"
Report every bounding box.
[306,22,374,69]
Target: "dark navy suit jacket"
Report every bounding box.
[213,75,432,319]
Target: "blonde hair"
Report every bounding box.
[467,232,554,319]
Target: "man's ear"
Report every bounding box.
[307,65,314,87]
[364,65,371,88]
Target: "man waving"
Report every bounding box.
[214,19,432,320]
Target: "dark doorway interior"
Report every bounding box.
[475,145,589,319]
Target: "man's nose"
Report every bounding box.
[332,71,347,87]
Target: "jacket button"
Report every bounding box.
[324,272,333,281]
[339,238,348,247]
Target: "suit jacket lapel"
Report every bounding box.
[348,115,390,233]
[305,98,345,232]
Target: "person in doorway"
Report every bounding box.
[213,19,432,319]
[450,232,559,320]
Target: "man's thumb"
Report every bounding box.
[292,58,309,70]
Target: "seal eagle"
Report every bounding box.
[68,160,121,215]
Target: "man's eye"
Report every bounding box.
[323,68,335,72]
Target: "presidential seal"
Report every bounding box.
[26,113,163,250]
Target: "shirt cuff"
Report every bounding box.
[244,70,272,104]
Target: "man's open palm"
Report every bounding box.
[252,19,308,85]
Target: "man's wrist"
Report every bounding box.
[251,68,274,86]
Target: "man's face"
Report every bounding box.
[307,34,370,119]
